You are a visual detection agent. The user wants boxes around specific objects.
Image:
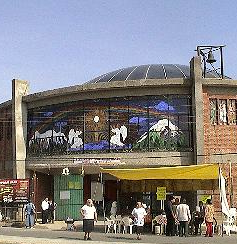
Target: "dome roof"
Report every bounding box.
[86,64,229,84]
[86,64,190,84]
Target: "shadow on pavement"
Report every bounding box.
[106,235,136,241]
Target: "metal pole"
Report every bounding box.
[229,161,233,207]
[203,54,206,78]
[220,47,224,79]
[100,172,106,234]
[116,180,120,214]
[218,165,224,237]
[197,46,201,56]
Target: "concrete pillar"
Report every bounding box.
[12,79,29,179]
[190,57,205,164]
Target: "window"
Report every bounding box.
[27,95,192,156]
[84,100,109,152]
[209,98,237,125]
[210,99,218,125]
[218,99,228,125]
[228,100,236,125]
[110,98,129,151]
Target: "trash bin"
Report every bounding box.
[65,217,74,231]
[155,225,161,235]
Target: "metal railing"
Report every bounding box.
[0,206,24,222]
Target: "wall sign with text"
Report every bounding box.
[0,179,29,204]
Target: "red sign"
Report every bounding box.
[0,179,29,203]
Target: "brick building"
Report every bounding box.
[0,56,236,220]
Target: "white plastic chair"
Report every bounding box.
[152,216,159,233]
[223,218,232,236]
[121,216,133,234]
[110,215,116,221]
[152,215,166,235]
[105,217,116,233]
[222,208,237,236]
[115,215,122,233]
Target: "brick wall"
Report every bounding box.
[202,88,237,209]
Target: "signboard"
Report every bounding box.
[74,158,122,166]
[200,195,211,203]
[91,182,103,202]
[68,181,82,189]
[0,179,29,204]
[60,190,70,200]
[156,187,166,200]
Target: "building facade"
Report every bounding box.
[0,56,236,220]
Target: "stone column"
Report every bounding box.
[190,56,205,165]
[12,79,29,179]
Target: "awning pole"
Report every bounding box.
[100,172,106,234]
[218,164,224,237]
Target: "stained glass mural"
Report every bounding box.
[129,98,148,151]
[132,96,189,151]
[66,102,84,152]
[27,95,192,156]
[110,98,129,151]
[84,100,109,151]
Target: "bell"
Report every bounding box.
[206,50,216,63]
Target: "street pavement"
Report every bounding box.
[0,221,236,244]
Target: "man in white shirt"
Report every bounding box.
[41,197,49,224]
[176,198,191,237]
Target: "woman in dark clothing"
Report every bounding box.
[165,195,176,236]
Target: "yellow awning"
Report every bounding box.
[101,164,219,180]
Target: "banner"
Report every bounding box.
[219,173,230,217]
[0,179,29,204]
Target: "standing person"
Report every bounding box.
[172,198,180,235]
[81,199,97,241]
[194,201,205,235]
[205,199,214,237]
[164,195,176,236]
[144,205,152,231]
[176,198,191,237]
[24,199,36,228]
[48,199,57,223]
[41,197,49,224]
[198,201,205,232]
[110,201,117,217]
[131,202,147,240]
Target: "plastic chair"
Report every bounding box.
[105,217,116,233]
[110,215,116,221]
[223,217,234,236]
[121,216,133,234]
[152,215,166,235]
[115,215,122,233]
